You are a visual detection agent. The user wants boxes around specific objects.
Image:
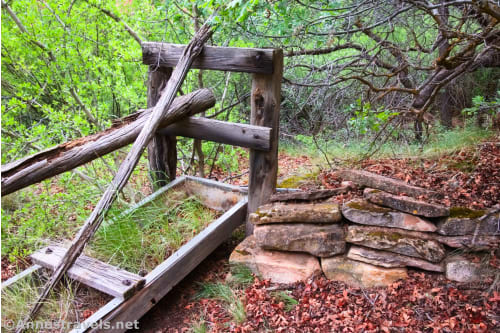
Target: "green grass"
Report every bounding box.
[189,318,208,333]
[195,282,246,325]
[281,125,495,166]
[227,263,255,287]
[1,273,107,332]
[88,190,219,274]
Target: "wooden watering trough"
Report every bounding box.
[2,176,248,332]
[2,42,283,331]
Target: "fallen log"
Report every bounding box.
[337,169,442,199]
[17,22,213,331]
[1,89,215,196]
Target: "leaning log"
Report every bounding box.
[17,22,214,331]
[1,89,215,196]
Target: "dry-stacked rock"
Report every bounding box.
[230,202,344,283]
[230,170,499,287]
[250,202,346,257]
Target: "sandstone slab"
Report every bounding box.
[347,246,444,272]
[445,256,481,283]
[437,208,499,236]
[254,223,346,257]
[337,169,441,198]
[342,199,437,232]
[321,256,407,288]
[364,188,449,218]
[229,236,321,284]
[249,202,341,225]
[436,234,500,250]
[346,225,446,262]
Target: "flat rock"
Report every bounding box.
[342,199,437,232]
[347,246,444,272]
[437,208,499,236]
[249,202,341,225]
[346,225,446,263]
[364,188,449,218]
[445,256,481,283]
[436,234,500,250]
[229,236,321,284]
[321,256,407,288]
[254,223,346,257]
[336,169,441,198]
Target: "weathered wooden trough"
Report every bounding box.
[3,176,247,332]
[2,39,283,331]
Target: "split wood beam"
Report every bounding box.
[1,89,215,196]
[247,49,283,235]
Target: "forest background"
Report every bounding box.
[1,0,499,261]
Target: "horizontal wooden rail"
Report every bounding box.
[142,42,274,74]
[1,89,215,196]
[159,117,271,151]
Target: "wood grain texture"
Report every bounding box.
[92,198,248,332]
[1,89,215,196]
[30,246,145,299]
[247,49,283,235]
[159,117,271,151]
[147,66,176,188]
[17,24,214,331]
[142,42,274,74]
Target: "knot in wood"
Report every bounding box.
[45,248,53,254]
[122,279,132,286]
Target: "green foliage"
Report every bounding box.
[462,92,500,122]
[347,98,399,135]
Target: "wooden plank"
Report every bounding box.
[1,265,42,290]
[159,117,272,151]
[1,89,215,196]
[142,42,274,74]
[92,198,248,332]
[30,246,145,299]
[147,66,176,188]
[70,297,124,333]
[247,49,283,235]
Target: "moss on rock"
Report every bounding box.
[449,207,485,219]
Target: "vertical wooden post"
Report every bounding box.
[147,66,177,188]
[247,49,283,235]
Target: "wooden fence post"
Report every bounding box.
[147,66,177,188]
[247,49,283,235]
